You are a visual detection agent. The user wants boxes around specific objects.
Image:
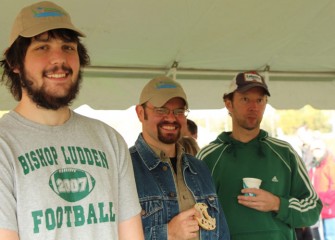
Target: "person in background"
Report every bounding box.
[129,76,230,240]
[308,139,335,240]
[197,71,322,240]
[0,1,143,240]
[295,125,322,240]
[180,119,200,156]
[179,136,200,156]
[184,119,198,139]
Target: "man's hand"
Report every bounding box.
[168,207,200,240]
[237,188,280,212]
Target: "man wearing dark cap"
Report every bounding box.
[130,76,230,240]
[0,1,143,239]
[197,71,322,240]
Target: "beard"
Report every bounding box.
[237,115,262,131]
[157,121,181,144]
[22,65,82,110]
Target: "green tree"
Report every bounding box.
[277,105,332,135]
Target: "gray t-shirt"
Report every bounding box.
[0,110,141,239]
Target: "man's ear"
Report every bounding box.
[224,98,232,111]
[135,105,144,122]
[12,67,20,74]
[8,60,20,74]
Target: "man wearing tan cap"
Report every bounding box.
[129,76,230,240]
[0,1,143,240]
[197,71,322,240]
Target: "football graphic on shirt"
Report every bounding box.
[49,168,96,202]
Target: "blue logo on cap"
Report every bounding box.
[155,82,177,89]
[33,7,65,18]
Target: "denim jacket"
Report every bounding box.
[129,134,230,240]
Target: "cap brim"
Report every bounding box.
[149,94,188,108]
[237,83,271,96]
[20,22,86,38]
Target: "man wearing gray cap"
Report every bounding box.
[129,76,230,240]
[0,1,143,240]
[197,71,322,240]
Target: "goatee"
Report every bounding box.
[157,121,181,144]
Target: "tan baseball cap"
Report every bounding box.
[9,1,85,46]
[139,76,188,107]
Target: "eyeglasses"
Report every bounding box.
[145,105,189,117]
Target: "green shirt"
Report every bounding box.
[197,130,322,240]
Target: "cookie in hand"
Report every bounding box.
[194,203,216,230]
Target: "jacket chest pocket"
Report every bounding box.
[140,200,164,227]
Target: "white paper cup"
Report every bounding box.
[242,178,262,196]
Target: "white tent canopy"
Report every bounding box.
[1,0,335,110]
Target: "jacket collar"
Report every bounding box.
[134,133,194,173]
[216,129,268,144]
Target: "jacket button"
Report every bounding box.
[169,192,176,197]
[162,166,168,171]
[208,196,215,201]
[141,209,146,216]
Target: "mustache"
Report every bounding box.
[43,64,73,75]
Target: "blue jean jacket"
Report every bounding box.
[129,134,230,240]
